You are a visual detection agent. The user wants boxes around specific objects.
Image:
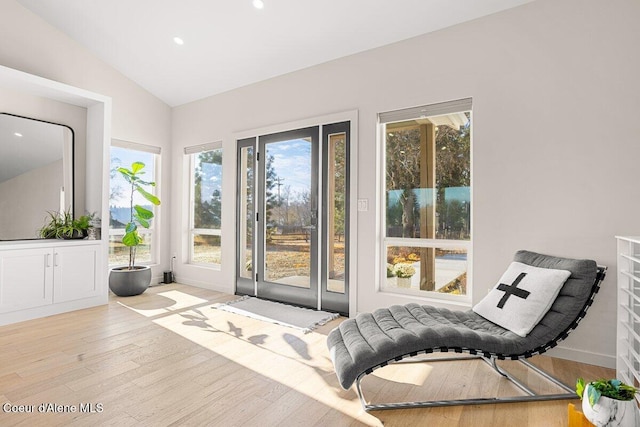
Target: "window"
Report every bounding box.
[380,98,471,299]
[109,141,161,266]
[187,143,223,266]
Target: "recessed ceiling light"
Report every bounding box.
[253,0,264,9]
[13,132,22,137]
[173,36,184,45]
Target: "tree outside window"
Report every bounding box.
[382,100,471,297]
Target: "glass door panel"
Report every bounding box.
[257,127,319,308]
[236,138,256,295]
[321,122,350,314]
[264,137,313,288]
[327,133,346,293]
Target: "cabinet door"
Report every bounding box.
[0,248,54,313]
[53,245,99,303]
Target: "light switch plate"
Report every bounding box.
[357,199,368,212]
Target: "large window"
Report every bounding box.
[187,143,223,266]
[381,98,471,299]
[109,141,160,266]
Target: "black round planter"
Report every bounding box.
[109,265,152,296]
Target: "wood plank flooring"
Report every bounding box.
[0,284,613,426]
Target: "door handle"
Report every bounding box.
[46,253,51,268]
[54,252,59,267]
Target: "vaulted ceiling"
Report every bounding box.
[17,0,533,107]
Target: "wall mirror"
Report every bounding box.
[0,113,74,240]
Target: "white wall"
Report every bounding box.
[0,0,173,278]
[172,0,640,367]
[0,159,62,239]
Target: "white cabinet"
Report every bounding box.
[53,244,100,303]
[615,236,640,412]
[0,248,53,312]
[0,241,104,323]
[0,66,109,325]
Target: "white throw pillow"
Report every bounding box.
[472,262,571,337]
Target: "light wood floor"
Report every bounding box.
[0,283,612,426]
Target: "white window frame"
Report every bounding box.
[378,98,472,304]
[109,139,161,267]
[186,142,223,268]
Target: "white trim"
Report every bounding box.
[232,110,359,317]
[548,346,616,369]
[108,147,160,266]
[186,146,223,266]
[191,228,221,236]
[378,101,472,304]
[184,141,222,155]
[0,65,110,107]
[234,110,359,141]
[379,98,472,124]
[384,238,471,249]
[112,138,161,154]
[348,113,359,319]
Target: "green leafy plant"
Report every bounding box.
[39,211,94,239]
[117,161,161,269]
[577,378,639,407]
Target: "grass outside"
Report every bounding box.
[109,242,152,266]
[111,233,462,295]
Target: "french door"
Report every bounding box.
[236,122,349,314]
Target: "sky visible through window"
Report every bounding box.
[110,147,155,227]
[196,154,221,205]
[267,138,311,200]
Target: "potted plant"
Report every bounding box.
[39,210,94,239]
[108,161,160,297]
[576,378,639,427]
[393,263,416,289]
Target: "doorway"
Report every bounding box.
[236,122,350,314]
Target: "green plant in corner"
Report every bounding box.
[117,161,161,269]
[576,377,639,407]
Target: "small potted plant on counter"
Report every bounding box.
[38,211,94,239]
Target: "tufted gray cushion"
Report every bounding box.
[327,250,598,390]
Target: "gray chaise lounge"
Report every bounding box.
[327,250,606,411]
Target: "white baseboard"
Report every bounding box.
[547,346,616,369]
[151,274,164,285]
[173,277,232,294]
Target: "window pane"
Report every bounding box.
[386,246,467,295]
[109,232,152,265]
[193,149,222,230]
[109,146,157,265]
[239,146,253,278]
[328,133,346,294]
[190,148,222,266]
[192,234,221,264]
[385,113,470,240]
[264,138,312,287]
